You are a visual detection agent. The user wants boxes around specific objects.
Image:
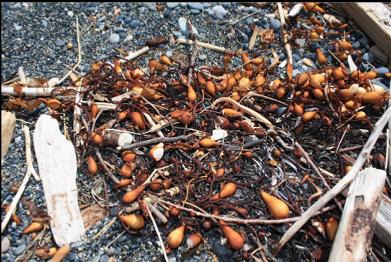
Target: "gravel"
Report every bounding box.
[1,237,11,253]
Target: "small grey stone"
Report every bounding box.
[14,244,26,256]
[41,20,48,27]
[292,69,301,77]
[71,241,83,249]
[168,256,176,262]
[188,3,204,10]
[97,16,106,22]
[247,6,258,13]
[1,237,10,253]
[359,36,369,46]
[14,136,21,144]
[222,2,232,8]
[129,20,141,28]
[68,252,78,260]
[295,38,306,48]
[198,54,207,61]
[145,2,156,11]
[109,33,120,44]
[100,255,109,262]
[374,67,389,76]
[203,3,211,8]
[190,9,200,14]
[179,3,187,7]
[165,50,173,57]
[352,41,360,49]
[270,18,281,30]
[212,5,228,19]
[172,31,182,37]
[67,10,74,17]
[107,247,115,256]
[178,17,198,35]
[91,255,100,262]
[55,39,65,46]
[245,17,254,25]
[167,2,179,9]
[14,23,22,31]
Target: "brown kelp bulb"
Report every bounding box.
[206,81,216,97]
[255,74,266,87]
[122,184,146,204]
[90,103,99,119]
[276,87,285,98]
[242,151,253,158]
[186,232,203,249]
[23,222,44,234]
[360,91,382,105]
[316,48,327,65]
[199,138,219,148]
[87,156,98,175]
[222,108,243,118]
[219,220,245,250]
[114,179,133,189]
[118,111,128,121]
[332,67,344,80]
[227,76,237,89]
[238,77,251,91]
[339,39,352,50]
[325,217,339,240]
[304,2,317,11]
[345,100,355,109]
[294,103,304,116]
[119,214,145,230]
[260,191,289,219]
[187,85,197,103]
[310,31,319,40]
[211,182,237,200]
[122,150,136,163]
[302,111,317,122]
[215,168,225,177]
[230,92,241,101]
[92,133,103,145]
[46,99,62,110]
[149,178,163,191]
[203,221,212,231]
[355,111,366,120]
[149,59,160,73]
[169,206,181,217]
[120,163,134,178]
[252,57,264,66]
[51,244,70,262]
[312,88,324,99]
[167,225,186,249]
[162,180,171,189]
[114,58,122,74]
[149,142,164,161]
[131,112,146,129]
[197,73,206,87]
[297,73,310,86]
[310,74,325,89]
[160,55,172,65]
[272,148,281,158]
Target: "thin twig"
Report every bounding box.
[121,134,193,150]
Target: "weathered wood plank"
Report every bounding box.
[341,3,391,61]
[1,111,16,162]
[329,168,386,261]
[33,114,85,246]
[375,195,391,248]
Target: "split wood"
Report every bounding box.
[277,105,391,253]
[1,125,39,233]
[329,168,386,261]
[176,38,227,53]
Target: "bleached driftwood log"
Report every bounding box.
[33,114,85,246]
[375,195,391,248]
[1,86,77,96]
[1,111,16,162]
[102,129,133,150]
[329,168,386,261]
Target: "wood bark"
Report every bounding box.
[1,111,16,162]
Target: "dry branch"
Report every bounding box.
[176,38,227,52]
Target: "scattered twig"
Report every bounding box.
[121,134,193,150]
[176,38,227,53]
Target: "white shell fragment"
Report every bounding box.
[288,3,303,18]
[347,55,357,72]
[150,143,164,161]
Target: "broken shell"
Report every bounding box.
[87,156,98,175]
[51,245,70,262]
[187,85,197,102]
[199,138,219,148]
[260,191,289,219]
[119,214,145,230]
[23,222,44,234]
[122,184,146,204]
[90,103,99,119]
[131,112,146,129]
[167,225,186,249]
[325,217,339,240]
[211,182,237,200]
[316,48,327,65]
[302,111,317,122]
[222,108,243,118]
[219,220,245,250]
[186,232,203,249]
[122,151,136,163]
[149,143,164,161]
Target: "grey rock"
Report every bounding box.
[270,18,281,30]
[165,50,173,57]
[375,67,389,76]
[352,41,360,49]
[247,6,258,13]
[1,237,10,253]
[14,136,21,144]
[222,3,232,8]
[203,3,211,8]
[67,10,74,17]
[107,247,115,256]
[168,256,177,262]
[188,3,204,10]
[41,20,48,27]
[198,54,207,61]
[212,5,228,19]
[359,36,369,46]
[97,16,106,22]
[295,38,306,48]
[91,255,101,262]
[172,31,182,37]
[55,39,65,46]
[190,9,200,14]
[100,254,109,262]
[178,17,198,35]
[109,33,120,44]
[14,244,26,256]
[71,240,83,248]
[13,23,22,31]
[167,3,179,9]
[145,3,156,11]
[245,17,254,25]
[292,69,301,77]
[129,20,141,28]
[68,252,78,260]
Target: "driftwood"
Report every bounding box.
[33,114,85,245]
[102,129,134,150]
[176,38,227,53]
[277,106,391,252]
[1,111,16,162]
[329,168,386,261]
[375,195,391,248]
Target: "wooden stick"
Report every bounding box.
[329,168,386,261]
[1,86,77,96]
[277,106,391,252]
[143,201,169,262]
[122,46,149,62]
[277,3,293,65]
[1,125,38,233]
[121,134,192,150]
[176,38,227,53]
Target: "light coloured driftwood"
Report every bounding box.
[122,46,150,62]
[375,195,391,248]
[277,106,391,252]
[1,86,77,96]
[33,114,85,246]
[1,111,16,162]
[341,3,391,61]
[328,168,386,261]
[102,129,133,149]
[1,125,39,233]
[176,38,227,53]
[249,27,260,51]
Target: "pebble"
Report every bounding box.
[188,3,204,10]
[1,237,10,253]
[14,136,21,144]
[67,10,74,17]
[374,67,389,76]
[14,244,26,256]
[129,20,141,28]
[190,9,200,14]
[295,39,306,48]
[14,24,22,31]
[178,17,198,35]
[270,18,281,30]
[100,254,109,262]
[108,33,120,44]
[166,2,179,9]
[198,54,207,61]
[55,39,65,46]
[245,17,254,25]
[212,5,228,19]
[352,41,360,49]
[168,256,177,262]
[91,255,101,262]
[172,31,182,37]
[107,247,115,256]
[145,3,156,11]
[41,20,48,27]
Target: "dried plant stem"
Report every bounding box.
[277,106,391,253]
[144,201,169,262]
[277,3,293,65]
[95,149,120,184]
[1,125,39,233]
[1,86,77,96]
[176,38,227,52]
[121,134,192,150]
[122,46,149,62]
[239,92,288,106]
